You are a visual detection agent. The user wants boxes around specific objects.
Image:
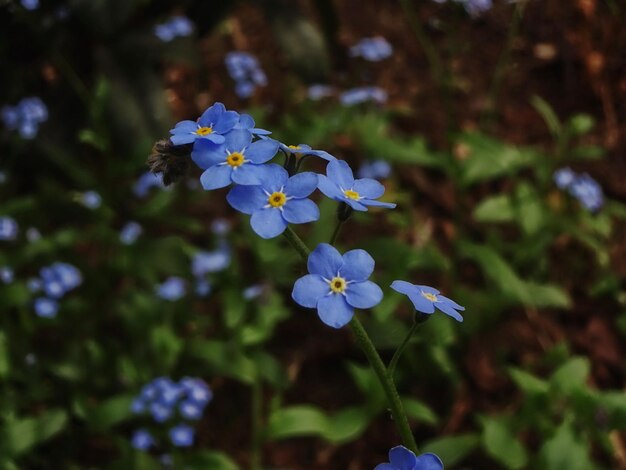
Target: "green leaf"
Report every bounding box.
[515,183,545,235]
[473,195,515,223]
[531,96,561,137]
[0,409,68,457]
[150,326,182,369]
[567,114,594,136]
[346,362,385,407]
[401,398,439,425]
[84,394,134,431]
[570,145,605,160]
[539,420,595,470]
[481,416,528,469]
[508,367,549,395]
[422,433,480,467]
[0,331,9,379]
[188,340,257,384]
[186,450,240,470]
[550,357,590,394]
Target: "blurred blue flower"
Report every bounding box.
[1,97,48,139]
[192,244,231,276]
[0,171,6,184]
[434,0,492,16]
[150,401,174,423]
[272,140,336,162]
[195,279,212,297]
[40,262,82,299]
[0,216,18,241]
[357,160,391,180]
[131,429,155,451]
[292,243,383,328]
[120,221,143,245]
[227,165,320,239]
[391,281,465,322]
[21,0,39,10]
[375,445,443,470]
[350,37,393,62]
[181,377,213,404]
[0,267,14,284]
[210,218,231,236]
[27,277,42,292]
[307,84,334,101]
[34,298,59,318]
[79,190,102,209]
[170,102,239,146]
[318,160,396,211]
[156,277,186,301]
[154,15,194,42]
[569,173,604,212]
[179,399,203,420]
[191,130,279,190]
[554,167,576,189]
[340,87,387,106]
[130,397,145,414]
[26,227,41,242]
[225,52,267,98]
[243,284,263,300]
[134,171,166,198]
[170,424,194,447]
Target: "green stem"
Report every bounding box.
[250,378,262,470]
[349,318,418,453]
[283,226,311,260]
[388,318,421,377]
[329,220,344,245]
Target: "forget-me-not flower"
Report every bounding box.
[375,445,443,470]
[120,221,143,245]
[192,129,279,190]
[391,281,464,322]
[134,171,167,198]
[357,160,391,180]
[318,160,396,211]
[79,190,102,209]
[170,102,239,146]
[569,173,604,212]
[350,37,393,62]
[307,84,334,101]
[340,87,387,106]
[273,140,336,162]
[192,243,231,276]
[156,277,186,301]
[131,429,156,450]
[0,216,18,241]
[169,424,194,447]
[154,16,194,42]
[1,97,48,139]
[34,298,59,318]
[292,243,383,328]
[227,165,319,239]
[0,267,14,284]
[225,52,267,99]
[553,167,576,189]
[40,262,82,298]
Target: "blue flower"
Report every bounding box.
[357,160,391,180]
[40,262,82,298]
[195,279,212,297]
[192,244,231,276]
[169,424,195,447]
[120,221,143,245]
[349,37,393,62]
[34,298,59,318]
[181,377,213,405]
[273,140,336,162]
[131,429,155,451]
[79,190,102,209]
[27,277,42,292]
[375,446,443,470]
[170,102,239,146]
[569,173,604,212]
[234,113,271,136]
[154,16,193,42]
[150,401,173,423]
[210,218,231,236]
[0,216,18,241]
[134,171,166,198]
[340,87,387,106]
[179,399,203,420]
[225,52,267,98]
[318,160,396,211]
[26,227,41,242]
[243,284,263,300]
[21,0,39,10]
[156,277,186,301]
[292,243,383,328]
[130,397,145,414]
[192,130,279,190]
[391,281,465,322]
[1,97,48,139]
[554,167,576,189]
[227,165,319,239]
[0,267,14,284]
[307,84,334,101]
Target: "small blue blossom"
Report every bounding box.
[357,160,391,180]
[234,113,271,136]
[130,397,145,414]
[1,97,48,139]
[27,277,42,292]
[34,298,59,318]
[391,281,465,322]
[0,267,14,284]
[318,160,396,211]
[195,279,212,297]
[210,218,231,236]
[292,243,383,328]
[227,165,320,239]
[40,262,82,299]
[0,171,6,184]
[569,173,604,212]
[21,0,39,10]
[120,221,143,245]
[243,284,263,300]
[191,129,279,190]
[150,401,174,423]
[79,190,102,209]
[134,171,167,198]
[553,167,576,189]
[375,445,443,470]
[179,399,203,420]
[169,424,194,447]
[180,377,213,404]
[307,84,334,101]
[170,102,239,146]
[272,140,336,162]
[131,429,156,451]
[156,277,186,301]
[154,16,194,42]
[225,52,267,99]
[192,244,231,276]
[26,227,41,242]
[340,87,387,106]
[0,216,18,241]
[349,37,393,62]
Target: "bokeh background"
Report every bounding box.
[1,0,626,468]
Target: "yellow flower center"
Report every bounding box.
[226,152,244,167]
[344,189,360,200]
[421,292,438,302]
[268,191,287,208]
[288,145,301,151]
[196,126,213,136]
[329,276,347,294]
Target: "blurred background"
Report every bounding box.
[1,0,625,468]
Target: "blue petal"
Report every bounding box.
[416,285,440,296]
[360,199,397,209]
[437,294,465,311]
[353,178,385,199]
[390,280,417,296]
[198,102,224,126]
[285,172,318,198]
[237,114,255,129]
[307,243,343,278]
[292,274,328,308]
[204,133,225,145]
[213,110,239,134]
[344,198,368,211]
[191,140,226,169]
[339,249,375,282]
[317,175,344,200]
[170,133,196,145]
[224,129,252,152]
[245,139,279,164]
[435,300,464,322]
[389,446,418,470]
[282,199,319,224]
[414,453,444,470]
[250,208,287,239]
[345,281,382,309]
[327,160,355,189]
[226,186,267,214]
[171,120,197,132]
[407,292,435,314]
[231,164,264,185]
[373,465,396,470]
[310,150,336,161]
[316,294,354,328]
[200,165,232,190]
[258,164,288,190]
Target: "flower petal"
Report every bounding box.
[250,208,287,239]
[340,249,375,282]
[170,132,196,146]
[231,164,264,185]
[407,292,435,314]
[191,140,226,169]
[327,160,355,189]
[292,274,328,308]
[353,178,385,199]
[416,285,440,296]
[437,295,465,311]
[258,164,288,190]
[373,465,396,470]
[344,198,368,211]
[345,281,383,309]
[198,102,225,126]
[389,446,418,470]
[212,110,239,133]
[317,175,344,200]
[245,139,279,163]
[226,186,267,215]
[205,133,225,145]
[282,199,319,224]
[285,172,318,198]
[224,129,252,152]
[307,243,343,278]
[200,165,232,190]
[435,300,464,322]
[414,453,444,470]
[316,294,354,328]
[360,199,396,209]
[390,280,417,296]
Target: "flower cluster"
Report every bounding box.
[154,16,193,42]
[1,97,48,139]
[130,377,212,450]
[0,216,18,241]
[375,445,443,470]
[349,37,393,62]
[30,262,82,318]
[225,52,268,99]
[554,167,604,212]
